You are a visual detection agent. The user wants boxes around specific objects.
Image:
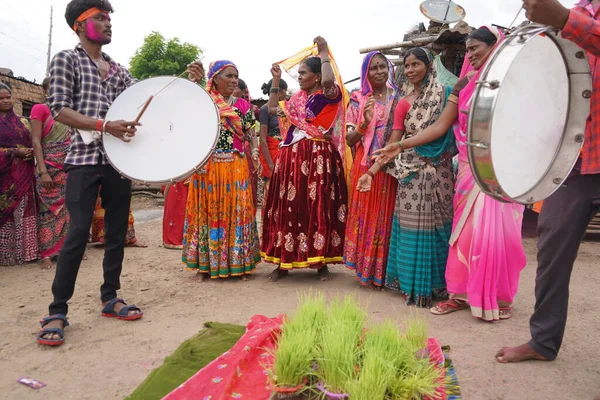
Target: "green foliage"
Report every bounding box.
[129,32,202,80]
[315,295,366,393]
[271,291,326,387]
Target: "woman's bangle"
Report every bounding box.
[397,140,404,152]
[366,170,375,178]
[41,171,49,176]
[96,119,104,132]
[102,120,110,134]
[322,59,331,64]
[356,124,367,135]
[270,87,279,93]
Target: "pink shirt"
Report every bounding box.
[392,98,411,131]
[30,104,54,137]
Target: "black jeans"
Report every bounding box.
[49,164,132,316]
[529,172,600,360]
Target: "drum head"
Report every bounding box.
[490,34,569,199]
[103,77,219,183]
[468,25,590,204]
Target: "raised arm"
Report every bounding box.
[346,95,375,148]
[268,64,282,116]
[524,0,600,57]
[259,107,274,172]
[314,36,336,97]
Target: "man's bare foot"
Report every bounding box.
[127,240,147,248]
[40,257,54,270]
[268,267,288,282]
[496,343,549,363]
[317,266,332,282]
[241,274,253,281]
[39,319,63,341]
[82,253,88,260]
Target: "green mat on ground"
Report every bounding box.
[126,322,246,400]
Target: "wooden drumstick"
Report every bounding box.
[135,95,154,123]
[124,95,153,139]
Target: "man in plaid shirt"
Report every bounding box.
[497,0,600,373]
[38,0,144,346]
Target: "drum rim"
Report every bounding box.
[102,76,221,185]
[467,24,589,204]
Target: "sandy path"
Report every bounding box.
[0,200,599,399]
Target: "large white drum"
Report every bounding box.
[467,24,592,204]
[103,76,219,184]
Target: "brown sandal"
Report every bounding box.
[499,306,513,320]
[430,299,469,315]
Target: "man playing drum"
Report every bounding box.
[36,0,206,346]
[497,0,600,377]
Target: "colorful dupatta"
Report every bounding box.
[0,110,34,227]
[278,44,353,187]
[207,60,244,140]
[356,51,397,166]
[387,49,457,183]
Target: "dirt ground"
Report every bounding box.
[1,196,599,400]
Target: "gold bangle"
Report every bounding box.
[397,141,404,152]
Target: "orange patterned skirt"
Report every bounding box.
[182,152,260,278]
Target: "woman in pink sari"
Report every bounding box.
[31,77,71,269]
[374,27,526,322]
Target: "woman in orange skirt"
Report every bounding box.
[343,51,398,289]
[182,60,261,281]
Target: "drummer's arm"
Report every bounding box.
[400,103,458,150]
[561,8,600,57]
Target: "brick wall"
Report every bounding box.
[0,73,45,117]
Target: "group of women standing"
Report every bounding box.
[0,79,70,269]
[0,79,144,269]
[176,29,526,323]
[353,26,526,321]
[1,28,527,323]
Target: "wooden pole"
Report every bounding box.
[358,36,438,54]
[45,6,53,75]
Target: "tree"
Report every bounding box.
[129,32,202,80]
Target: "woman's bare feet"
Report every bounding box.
[268,267,288,282]
[40,257,54,270]
[241,274,253,282]
[193,272,208,282]
[496,343,549,363]
[317,266,332,281]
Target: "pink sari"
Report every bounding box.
[446,27,526,321]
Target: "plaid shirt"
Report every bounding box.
[48,44,136,166]
[562,2,600,174]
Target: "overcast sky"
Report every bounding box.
[0,0,574,97]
